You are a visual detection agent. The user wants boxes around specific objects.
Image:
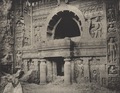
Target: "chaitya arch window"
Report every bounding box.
[47,10,82,40]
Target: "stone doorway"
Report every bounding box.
[51,57,64,76]
[46,57,65,83]
[55,57,64,76]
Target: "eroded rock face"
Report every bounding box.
[27,70,39,84]
[20,70,39,84]
[0,0,13,72]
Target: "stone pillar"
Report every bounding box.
[47,60,53,82]
[52,61,57,81]
[64,58,71,84]
[40,59,46,84]
[83,58,90,82]
[23,59,28,73]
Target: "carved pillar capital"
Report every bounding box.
[40,58,46,62]
[64,57,71,62]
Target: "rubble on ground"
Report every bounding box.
[20,70,39,84]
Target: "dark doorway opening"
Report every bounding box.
[57,60,64,76]
[53,57,64,76]
[54,16,80,39]
[54,11,80,39]
[47,10,81,39]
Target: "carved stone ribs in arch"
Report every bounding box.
[47,10,82,39]
[45,5,85,40]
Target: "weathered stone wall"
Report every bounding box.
[29,0,105,42]
[74,57,107,85]
[106,0,120,89]
[15,0,120,88]
[21,0,107,84]
[0,0,13,73]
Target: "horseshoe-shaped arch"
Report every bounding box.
[43,4,85,40]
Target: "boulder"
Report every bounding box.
[20,70,39,84]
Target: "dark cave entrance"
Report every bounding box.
[47,10,81,39]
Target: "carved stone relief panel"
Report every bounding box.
[79,1,104,39]
[74,57,106,84]
[108,65,118,75]
[89,57,100,83]
[74,58,84,83]
[89,16,103,38]
[16,51,23,67]
[106,36,119,88]
[106,1,117,34]
[15,17,25,48]
[106,1,120,88]
[107,37,118,63]
[106,2,116,23]
[32,9,52,43]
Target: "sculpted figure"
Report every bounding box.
[107,8,115,22]
[78,60,84,77]
[34,26,40,43]
[108,23,116,32]
[108,38,117,62]
[16,51,22,66]
[90,16,102,38]
[108,65,117,74]
[93,70,97,82]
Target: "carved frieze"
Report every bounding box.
[106,1,117,34]
[106,0,120,88]
[79,1,104,19]
[106,0,119,64]
[78,1,104,39]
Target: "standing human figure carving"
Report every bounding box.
[108,38,117,62]
[90,16,102,38]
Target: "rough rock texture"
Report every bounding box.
[0,0,13,73]
[20,70,39,84]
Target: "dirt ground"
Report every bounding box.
[0,76,119,93]
[21,82,118,93]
